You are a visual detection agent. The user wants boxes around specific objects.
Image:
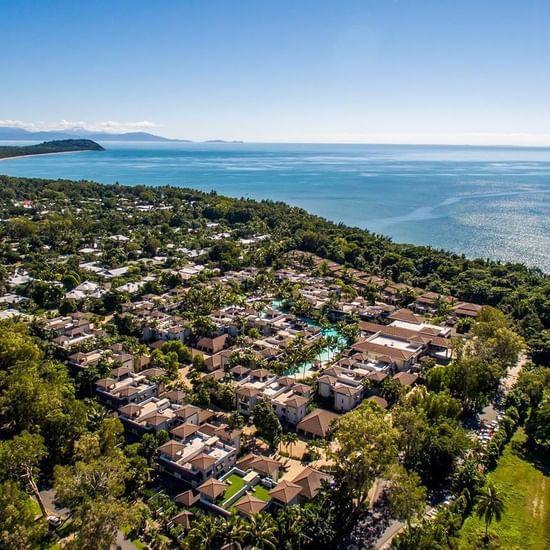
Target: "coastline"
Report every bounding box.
[1,143,548,273]
[0,149,96,162]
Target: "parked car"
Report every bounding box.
[47,515,62,529]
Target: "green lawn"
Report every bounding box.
[251,484,271,502]
[459,430,550,550]
[222,474,247,501]
[29,497,42,517]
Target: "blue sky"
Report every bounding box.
[1,0,549,144]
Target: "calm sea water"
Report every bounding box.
[1,142,549,272]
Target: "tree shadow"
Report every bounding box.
[510,439,550,476]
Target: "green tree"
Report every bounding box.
[161,340,192,363]
[529,329,550,367]
[187,514,222,550]
[476,482,506,542]
[473,306,524,369]
[279,431,299,456]
[68,498,139,550]
[0,432,48,517]
[330,403,399,512]
[220,511,247,548]
[380,377,405,406]
[245,513,278,550]
[253,398,283,450]
[525,396,550,450]
[0,480,48,550]
[387,464,427,530]
[54,420,130,509]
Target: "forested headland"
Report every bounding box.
[0,139,104,160]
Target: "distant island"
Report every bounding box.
[0,139,105,160]
[204,139,245,143]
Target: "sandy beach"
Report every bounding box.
[0,149,96,162]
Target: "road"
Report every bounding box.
[501,352,528,393]
[375,521,404,549]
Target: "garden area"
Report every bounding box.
[459,430,550,550]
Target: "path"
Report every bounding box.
[501,352,528,393]
[375,521,404,550]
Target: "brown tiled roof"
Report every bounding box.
[174,404,202,421]
[292,467,331,499]
[174,490,200,507]
[322,366,343,378]
[96,378,116,390]
[388,308,422,324]
[198,409,216,424]
[164,389,186,402]
[269,480,302,503]
[296,408,339,438]
[352,341,418,361]
[292,383,311,396]
[118,403,142,417]
[367,395,389,409]
[142,413,169,427]
[367,371,388,383]
[230,365,251,377]
[236,454,281,476]
[393,372,419,386]
[430,336,453,348]
[158,440,185,459]
[170,422,200,440]
[452,302,482,316]
[199,423,241,443]
[233,494,268,516]
[236,386,261,398]
[118,386,140,397]
[249,368,272,379]
[361,321,436,344]
[317,374,338,386]
[111,366,132,378]
[172,510,193,529]
[285,394,309,408]
[203,369,225,382]
[197,478,227,499]
[189,453,217,471]
[141,367,167,378]
[334,385,361,396]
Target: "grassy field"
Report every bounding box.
[459,430,549,550]
[222,474,247,501]
[251,484,271,502]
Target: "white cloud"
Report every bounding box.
[0,119,161,133]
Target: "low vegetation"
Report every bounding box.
[0,139,104,159]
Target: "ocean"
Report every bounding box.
[1,142,549,272]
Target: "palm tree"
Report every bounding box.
[221,512,247,549]
[476,482,506,542]
[84,399,108,430]
[244,513,278,550]
[276,506,307,550]
[187,514,222,550]
[282,432,299,456]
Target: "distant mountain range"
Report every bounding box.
[0,126,242,143]
[0,126,188,142]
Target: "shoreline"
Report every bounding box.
[0,149,97,162]
[0,147,548,274]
